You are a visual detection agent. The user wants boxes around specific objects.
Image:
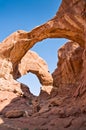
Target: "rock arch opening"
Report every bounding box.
[16,49,53,96]
[16,38,68,96]
[17,73,41,96]
[31,38,68,73]
[0,0,85,98]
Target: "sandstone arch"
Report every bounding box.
[1,1,86,129]
[17,50,53,86]
[0,0,86,96]
[0,0,85,64]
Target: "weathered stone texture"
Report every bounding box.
[52,41,83,88]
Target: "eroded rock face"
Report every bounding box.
[52,41,84,88]
[0,58,13,80]
[74,49,86,97]
[0,49,53,94]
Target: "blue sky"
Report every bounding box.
[0,0,67,95]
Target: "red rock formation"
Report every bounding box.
[0,49,53,93]
[0,0,85,65]
[0,0,86,130]
[52,41,83,88]
[18,50,53,86]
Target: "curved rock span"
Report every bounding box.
[0,50,53,94]
[0,0,85,64]
[0,0,85,95]
[0,0,86,130]
[18,50,53,86]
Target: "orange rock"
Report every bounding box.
[52,41,83,88]
[18,50,53,86]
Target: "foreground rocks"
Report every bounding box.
[0,0,86,130]
[1,89,86,130]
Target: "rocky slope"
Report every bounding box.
[0,0,86,130]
